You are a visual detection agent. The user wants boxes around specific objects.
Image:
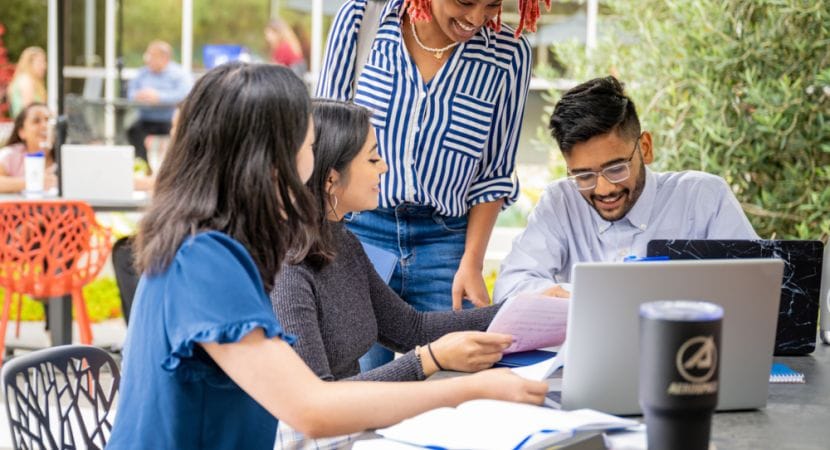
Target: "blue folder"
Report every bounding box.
[494,349,558,368]
[360,242,398,284]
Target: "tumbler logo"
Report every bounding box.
[667,335,719,396]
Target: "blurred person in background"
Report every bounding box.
[8,46,47,118]
[0,102,56,192]
[127,40,191,168]
[264,18,307,77]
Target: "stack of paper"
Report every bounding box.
[376,399,637,450]
[510,350,565,381]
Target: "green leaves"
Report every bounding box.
[541,0,830,241]
[0,278,123,322]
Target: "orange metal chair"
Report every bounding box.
[0,201,113,361]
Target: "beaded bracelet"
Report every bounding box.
[427,343,446,371]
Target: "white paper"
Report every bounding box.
[511,351,565,381]
[488,293,569,353]
[377,400,637,450]
[351,439,423,449]
[605,424,648,450]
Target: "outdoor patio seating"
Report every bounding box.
[1,344,120,449]
[0,201,113,359]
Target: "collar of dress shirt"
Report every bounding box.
[593,167,657,234]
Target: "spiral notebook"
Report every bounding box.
[769,363,805,384]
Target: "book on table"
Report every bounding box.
[376,399,637,450]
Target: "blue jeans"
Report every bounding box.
[346,205,468,371]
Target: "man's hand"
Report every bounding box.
[135,88,160,104]
[541,284,571,299]
[452,260,490,310]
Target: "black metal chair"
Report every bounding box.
[111,236,139,325]
[1,345,120,450]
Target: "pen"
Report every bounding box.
[623,255,670,262]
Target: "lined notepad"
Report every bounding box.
[770,363,805,383]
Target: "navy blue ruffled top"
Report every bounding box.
[107,231,295,449]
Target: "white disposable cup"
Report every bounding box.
[24,152,46,194]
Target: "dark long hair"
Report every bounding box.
[303,99,372,268]
[135,63,317,291]
[5,102,47,147]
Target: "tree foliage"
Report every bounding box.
[121,0,274,66]
[0,0,47,61]
[542,0,830,241]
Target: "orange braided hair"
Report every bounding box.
[402,0,551,38]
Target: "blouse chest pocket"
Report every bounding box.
[442,92,496,159]
[353,63,395,130]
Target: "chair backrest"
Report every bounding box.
[0,201,112,297]
[110,236,139,325]
[1,345,121,450]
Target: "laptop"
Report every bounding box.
[61,145,134,201]
[561,259,784,415]
[647,239,824,355]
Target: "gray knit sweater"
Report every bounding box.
[270,222,500,382]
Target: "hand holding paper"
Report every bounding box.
[487,293,569,353]
[428,331,513,373]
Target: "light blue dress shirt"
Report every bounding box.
[127,62,191,123]
[316,0,532,217]
[493,168,759,302]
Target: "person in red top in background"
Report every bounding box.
[264,18,307,77]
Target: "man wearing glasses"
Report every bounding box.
[493,76,758,302]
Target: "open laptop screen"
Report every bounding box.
[61,144,135,201]
[647,239,824,355]
[563,259,783,414]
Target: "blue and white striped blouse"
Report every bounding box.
[316,0,533,217]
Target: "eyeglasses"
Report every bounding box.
[567,139,641,191]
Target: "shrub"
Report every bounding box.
[541,0,830,241]
[0,277,123,323]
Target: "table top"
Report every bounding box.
[0,192,149,212]
[364,341,830,449]
[78,97,178,109]
[712,342,830,450]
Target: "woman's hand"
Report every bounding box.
[452,259,490,310]
[466,368,548,405]
[427,331,513,375]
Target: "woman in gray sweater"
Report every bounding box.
[270,99,514,383]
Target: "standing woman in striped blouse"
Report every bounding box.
[317,0,544,369]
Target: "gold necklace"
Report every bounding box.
[409,20,459,60]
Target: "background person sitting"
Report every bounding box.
[8,46,47,118]
[493,76,759,302]
[126,40,191,167]
[0,102,57,192]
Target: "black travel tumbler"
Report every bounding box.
[639,300,723,450]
